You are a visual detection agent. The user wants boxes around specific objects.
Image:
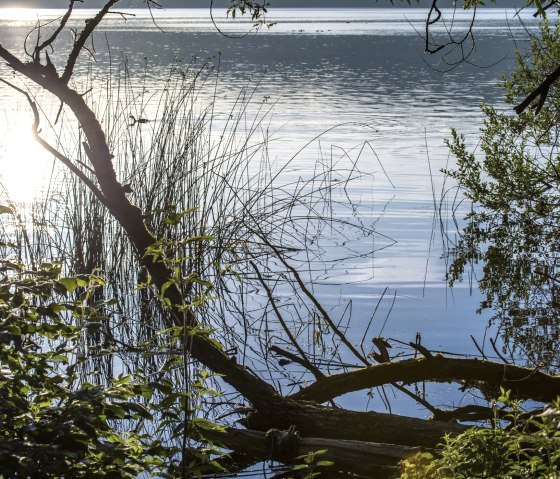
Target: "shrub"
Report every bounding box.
[398,391,560,479]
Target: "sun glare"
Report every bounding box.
[0,113,50,204]
[0,7,63,26]
[0,7,41,21]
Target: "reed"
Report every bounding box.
[0,55,379,401]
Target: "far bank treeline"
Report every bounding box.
[0,1,558,478]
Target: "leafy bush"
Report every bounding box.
[0,259,168,478]
[398,391,560,479]
[444,19,560,365]
[0,257,227,478]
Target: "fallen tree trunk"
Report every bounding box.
[246,400,468,449]
[204,427,421,478]
[291,356,560,404]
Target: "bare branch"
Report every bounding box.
[432,404,495,422]
[34,0,80,62]
[251,262,324,380]
[425,0,445,54]
[61,0,119,84]
[291,356,560,404]
[270,345,323,379]
[257,232,370,366]
[421,0,479,70]
[0,78,107,205]
[408,340,434,359]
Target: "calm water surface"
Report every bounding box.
[0,7,538,413]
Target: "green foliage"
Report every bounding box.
[444,19,560,364]
[0,259,226,478]
[398,392,560,479]
[227,0,275,28]
[0,261,162,478]
[291,449,335,479]
[462,0,490,9]
[143,208,215,314]
[399,452,437,479]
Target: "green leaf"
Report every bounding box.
[191,418,225,432]
[292,464,309,471]
[58,277,78,295]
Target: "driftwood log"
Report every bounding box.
[0,3,559,477]
[204,426,424,478]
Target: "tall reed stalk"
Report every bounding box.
[0,55,380,408]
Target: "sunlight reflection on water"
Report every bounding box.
[0,8,534,412]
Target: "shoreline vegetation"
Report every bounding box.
[0,2,558,478]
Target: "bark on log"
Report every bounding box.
[291,356,560,404]
[247,400,468,448]
[204,427,419,478]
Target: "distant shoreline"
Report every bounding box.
[0,0,527,9]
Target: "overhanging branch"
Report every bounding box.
[514,63,560,114]
[61,0,120,84]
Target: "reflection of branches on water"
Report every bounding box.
[436,18,560,367]
[443,184,560,371]
[442,94,560,370]
[0,59,399,408]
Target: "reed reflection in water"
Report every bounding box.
[0,7,541,413]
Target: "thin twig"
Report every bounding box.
[34,0,80,62]
[257,233,370,366]
[250,261,324,380]
[62,0,119,84]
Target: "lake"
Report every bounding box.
[0,7,538,414]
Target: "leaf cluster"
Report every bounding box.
[444,19,560,364]
[399,391,560,479]
[0,260,225,478]
[226,0,276,28]
[0,261,166,478]
[291,449,335,479]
